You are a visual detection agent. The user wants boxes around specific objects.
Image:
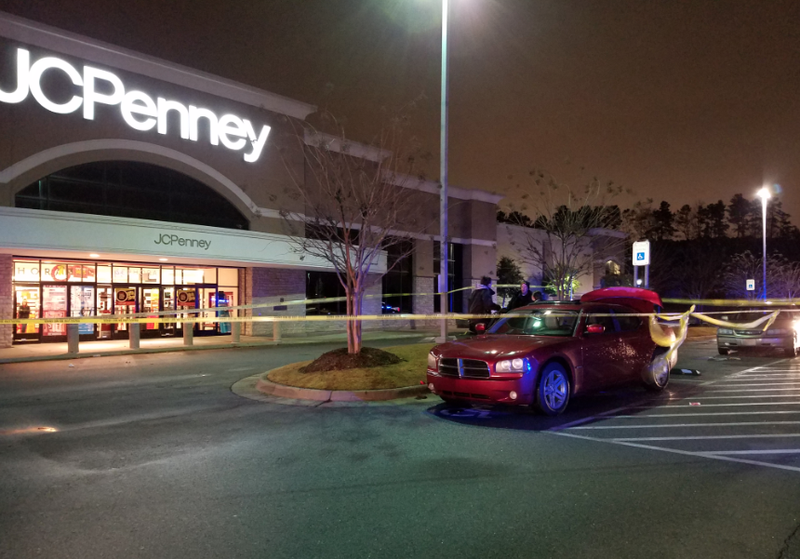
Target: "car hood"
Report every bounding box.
[433,335,570,361]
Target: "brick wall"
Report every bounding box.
[243,267,306,337]
[0,254,12,348]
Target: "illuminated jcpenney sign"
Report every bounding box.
[0,48,271,162]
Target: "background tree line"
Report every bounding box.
[500,193,800,302]
[619,195,800,301]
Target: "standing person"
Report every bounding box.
[533,291,544,302]
[467,276,499,332]
[17,298,30,334]
[506,281,533,311]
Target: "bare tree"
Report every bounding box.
[279,108,433,354]
[720,251,800,300]
[506,169,627,300]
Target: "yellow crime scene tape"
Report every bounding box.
[0,290,791,368]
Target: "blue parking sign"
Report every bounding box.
[632,241,650,266]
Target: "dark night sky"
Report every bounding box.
[2,0,799,221]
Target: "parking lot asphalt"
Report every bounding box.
[2,337,799,559]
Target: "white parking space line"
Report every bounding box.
[728,374,800,379]
[614,434,800,442]
[547,405,634,431]
[737,369,800,372]
[728,371,800,380]
[570,420,800,430]
[612,411,800,418]
[626,401,800,409]
[550,431,800,474]
[705,388,800,393]
[546,358,800,474]
[701,449,800,455]
[714,377,800,386]
[674,394,800,400]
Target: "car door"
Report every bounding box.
[580,304,624,390]
[609,304,651,382]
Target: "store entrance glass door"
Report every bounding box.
[199,286,220,335]
[41,284,68,341]
[70,285,96,340]
[162,286,176,336]
[175,286,197,336]
[142,287,161,338]
[97,286,113,339]
[14,285,40,342]
[113,286,137,340]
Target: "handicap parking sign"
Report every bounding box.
[632,241,650,266]
[746,279,755,291]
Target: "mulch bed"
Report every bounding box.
[301,347,402,373]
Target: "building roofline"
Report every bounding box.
[387,173,505,204]
[0,11,317,120]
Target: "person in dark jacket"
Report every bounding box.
[467,276,500,332]
[506,281,533,311]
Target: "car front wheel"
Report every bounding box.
[535,362,571,416]
[644,349,670,392]
[718,347,729,356]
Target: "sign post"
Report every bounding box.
[632,240,651,288]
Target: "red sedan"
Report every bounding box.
[427,287,677,415]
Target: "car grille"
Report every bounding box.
[439,358,491,379]
[740,330,765,336]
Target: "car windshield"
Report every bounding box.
[488,309,579,336]
[720,311,790,325]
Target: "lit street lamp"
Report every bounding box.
[757,187,771,300]
[438,0,450,341]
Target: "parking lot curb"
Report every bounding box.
[0,332,432,365]
[255,374,429,402]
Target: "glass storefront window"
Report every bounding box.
[15,284,40,337]
[42,284,67,337]
[12,258,240,343]
[97,265,112,283]
[41,262,68,282]
[113,266,128,283]
[142,268,160,284]
[14,260,40,282]
[218,267,238,286]
[67,264,95,282]
[179,268,204,284]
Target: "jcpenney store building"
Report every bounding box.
[0,12,501,347]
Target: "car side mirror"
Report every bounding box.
[475,323,486,334]
[586,324,604,335]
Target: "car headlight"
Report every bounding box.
[718,328,734,335]
[766,328,789,335]
[496,358,527,373]
[427,352,438,371]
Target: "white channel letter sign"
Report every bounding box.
[0,48,271,163]
[632,240,650,267]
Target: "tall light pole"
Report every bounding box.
[438,0,450,341]
[757,187,771,301]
